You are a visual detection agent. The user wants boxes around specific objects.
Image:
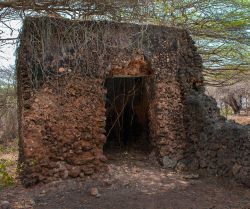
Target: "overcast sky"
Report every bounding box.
[0,19,22,68]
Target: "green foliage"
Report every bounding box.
[0,141,17,189]
[0,140,18,154]
[0,145,4,153]
[220,106,234,117]
[204,66,250,86]
[151,0,250,85]
[0,160,14,188]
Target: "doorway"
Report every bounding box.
[104,76,152,155]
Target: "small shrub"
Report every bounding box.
[0,161,14,188]
[220,106,234,117]
[0,145,4,153]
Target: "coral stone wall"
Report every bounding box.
[148,78,186,167]
[176,33,250,187]
[18,73,106,185]
[184,93,250,186]
[17,17,191,185]
[17,17,250,187]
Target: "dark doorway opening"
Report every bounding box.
[104,77,152,155]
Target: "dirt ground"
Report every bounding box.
[228,115,250,125]
[0,151,250,209]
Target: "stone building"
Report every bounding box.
[17,17,250,186]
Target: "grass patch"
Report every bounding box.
[0,139,18,154]
[0,160,15,188]
[0,139,18,189]
[220,106,234,117]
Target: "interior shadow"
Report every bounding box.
[104,77,152,155]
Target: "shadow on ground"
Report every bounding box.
[0,151,250,209]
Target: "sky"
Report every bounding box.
[0,19,22,68]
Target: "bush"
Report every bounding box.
[0,161,14,188]
[220,106,234,117]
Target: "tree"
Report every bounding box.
[206,79,250,115]
[152,0,250,85]
[0,0,249,85]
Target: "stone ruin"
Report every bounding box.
[17,17,250,187]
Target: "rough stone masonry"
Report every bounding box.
[17,17,250,186]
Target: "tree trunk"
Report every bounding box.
[226,95,241,114]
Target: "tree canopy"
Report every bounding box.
[0,0,249,86]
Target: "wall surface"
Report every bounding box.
[17,17,250,187]
[18,72,106,185]
[175,33,250,187]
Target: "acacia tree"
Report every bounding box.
[0,0,249,84]
[151,0,250,86]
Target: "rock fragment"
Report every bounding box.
[90,187,101,198]
[0,201,10,209]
